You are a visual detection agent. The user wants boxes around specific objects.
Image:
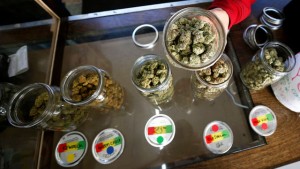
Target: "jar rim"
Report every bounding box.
[259,41,296,75]
[60,65,105,106]
[131,54,172,93]
[194,53,233,88]
[162,7,226,71]
[7,83,55,128]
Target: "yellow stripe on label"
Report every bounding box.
[101,138,117,150]
[256,115,268,126]
[67,153,75,163]
[211,131,224,142]
[65,141,80,152]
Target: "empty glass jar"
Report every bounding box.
[240,41,296,90]
[191,53,233,101]
[131,54,174,105]
[60,65,124,111]
[7,83,88,131]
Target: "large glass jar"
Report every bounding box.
[0,83,20,122]
[191,53,233,101]
[60,65,124,111]
[7,83,88,131]
[131,54,174,105]
[163,7,226,71]
[240,41,296,90]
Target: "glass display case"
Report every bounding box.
[40,6,266,168]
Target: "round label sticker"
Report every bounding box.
[249,105,277,136]
[55,131,88,167]
[144,114,175,147]
[92,128,125,164]
[203,121,233,154]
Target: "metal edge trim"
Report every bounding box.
[33,1,61,169]
[68,0,213,21]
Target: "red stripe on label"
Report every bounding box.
[148,127,155,135]
[205,135,213,144]
[95,143,104,153]
[58,143,67,153]
[252,118,259,126]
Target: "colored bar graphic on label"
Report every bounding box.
[95,136,122,153]
[58,141,86,153]
[148,125,173,135]
[251,113,273,126]
[205,130,230,144]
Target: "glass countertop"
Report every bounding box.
[47,17,266,168]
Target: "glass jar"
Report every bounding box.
[163,7,226,71]
[7,83,88,131]
[131,54,174,105]
[0,83,20,122]
[240,41,296,90]
[191,53,233,101]
[60,65,124,111]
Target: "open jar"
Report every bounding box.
[163,7,226,71]
[7,83,88,131]
[60,65,124,111]
[131,54,174,105]
[191,53,233,101]
[240,41,296,90]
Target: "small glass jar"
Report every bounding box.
[191,53,233,101]
[60,65,124,111]
[0,83,20,122]
[163,7,226,71]
[131,54,174,105]
[240,41,296,90]
[7,83,88,131]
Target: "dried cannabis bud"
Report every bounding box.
[240,47,286,90]
[135,60,174,105]
[198,59,230,84]
[192,59,231,101]
[137,61,168,88]
[167,17,216,67]
[29,92,88,131]
[71,72,124,110]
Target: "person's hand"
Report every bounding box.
[209,8,229,34]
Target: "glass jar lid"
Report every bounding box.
[203,121,233,154]
[144,114,176,147]
[249,105,277,136]
[55,131,88,167]
[92,128,125,164]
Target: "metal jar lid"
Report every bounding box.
[132,24,159,49]
[260,7,285,30]
[249,105,277,136]
[203,121,233,154]
[243,24,273,49]
[144,114,176,147]
[92,128,125,164]
[55,131,88,167]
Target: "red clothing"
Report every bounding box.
[209,0,256,29]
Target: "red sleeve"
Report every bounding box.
[209,0,256,29]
